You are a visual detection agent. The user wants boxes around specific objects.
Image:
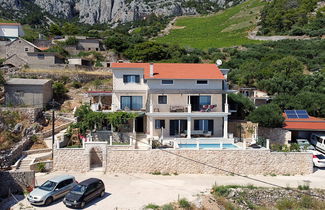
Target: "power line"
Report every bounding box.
[120,133,325,200]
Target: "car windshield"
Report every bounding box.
[316,155,325,160]
[39,180,57,191]
[70,184,87,195]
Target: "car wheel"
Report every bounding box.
[100,190,105,197]
[80,201,85,209]
[45,197,53,206]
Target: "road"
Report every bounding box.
[7,169,325,210]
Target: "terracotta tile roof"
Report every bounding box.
[111,63,225,80]
[283,113,325,131]
[0,23,21,26]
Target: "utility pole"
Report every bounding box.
[51,99,56,160]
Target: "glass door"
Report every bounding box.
[170,120,187,136]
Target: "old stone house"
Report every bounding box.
[5,78,53,108]
[77,39,101,51]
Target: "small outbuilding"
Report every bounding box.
[5,78,52,108]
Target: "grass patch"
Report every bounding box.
[298,184,310,191]
[145,203,160,209]
[211,185,258,197]
[155,0,265,49]
[161,204,174,210]
[178,198,191,209]
[151,171,161,175]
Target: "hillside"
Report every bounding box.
[0,0,245,25]
[155,0,265,49]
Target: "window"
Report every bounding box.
[24,48,29,52]
[162,80,173,85]
[194,120,214,134]
[197,80,208,84]
[123,75,140,83]
[37,54,45,59]
[199,96,211,106]
[63,179,73,186]
[158,95,167,104]
[155,120,165,129]
[121,96,143,110]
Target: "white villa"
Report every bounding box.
[0,23,24,41]
[89,63,233,144]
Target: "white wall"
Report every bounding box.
[147,79,223,90]
[0,25,20,38]
[112,69,148,91]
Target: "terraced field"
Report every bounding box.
[155,0,266,49]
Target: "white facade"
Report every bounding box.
[0,24,24,40]
[111,64,231,140]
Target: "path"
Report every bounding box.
[247,26,317,41]
[6,169,325,210]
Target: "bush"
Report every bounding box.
[162,204,174,210]
[145,203,159,209]
[276,198,297,210]
[178,198,191,209]
[36,162,46,172]
[298,184,310,190]
[72,81,82,89]
[53,81,68,101]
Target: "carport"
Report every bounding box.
[283,110,325,141]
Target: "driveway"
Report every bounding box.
[8,169,325,210]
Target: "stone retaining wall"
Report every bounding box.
[258,127,291,145]
[53,144,313,175]
[0,107,42,122]
[0,170,35,198]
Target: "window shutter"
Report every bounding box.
[208,120,214,134]
[123,75,127,83]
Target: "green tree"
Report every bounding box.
[49,24,63,36]
[62,23,78,35]
[228,93,255,119]
[272,56,304,78]
[124,42,171,62]
[52,81,68,101]
[247,104,284,128]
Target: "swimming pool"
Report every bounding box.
[178,143,238,149]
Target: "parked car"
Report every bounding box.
[310,133,325,153]
[312,151,325,168]
[296,139,314,151]
[63,178,105,208]
[28,175,77,206]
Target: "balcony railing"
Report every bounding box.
[151,104,219,113]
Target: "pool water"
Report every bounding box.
[178,143,238,149]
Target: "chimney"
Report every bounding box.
[150,63,154,77]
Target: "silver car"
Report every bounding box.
[27,175,77,206]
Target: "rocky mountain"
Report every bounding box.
[0,0,245,24]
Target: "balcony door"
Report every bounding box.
[120,96,142,110]
[190,96,211,111]
[170,120,187,136]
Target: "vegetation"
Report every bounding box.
[0,111,22,150]
[52,81,68,102]
[145,203,160,209]
[228,93,255,119]
[72,105,138,134]
[36,162,46,172]
[271,143,300,152]
[155,0,265,49]
[259,0,325,36]
[178,198,191,209]
[226,39,325,119]
[247,104,285,128]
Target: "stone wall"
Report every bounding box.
[0,170,35,198]
[0,107,42,122]
[258,127,291,145]
[0,136,32,169]
[53,144,312,175]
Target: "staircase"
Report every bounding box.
[15,152,52,171]
[136,134,151,150]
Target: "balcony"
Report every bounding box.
[152,104,219,113]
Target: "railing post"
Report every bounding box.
[188,104,191,113]
[196,140,199,150]
[129,137,132,146]
[243,139,246,150]
[220,141,223,149]
[266,139,270,149]
[109,136,113,146]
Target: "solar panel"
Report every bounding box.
[285,110,296,115]
[285,110,309,119]
[296,110,308,115]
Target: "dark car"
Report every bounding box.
[63,178,105,208]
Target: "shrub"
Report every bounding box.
[247,104,284,128]
[72,81,82,89]
[276,198,297,210]
[178,198,191,209]
[162,204,174,210]
[145,203,159,209]
[298,184,310,190]
[53,81,68,101]
[36,162,46,172]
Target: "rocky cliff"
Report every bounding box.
[0,0,244,24]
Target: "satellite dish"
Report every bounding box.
[216,59,222,66]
